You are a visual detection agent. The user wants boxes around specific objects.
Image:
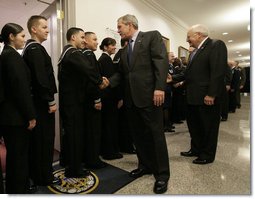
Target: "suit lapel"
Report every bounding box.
[187,38,211,68]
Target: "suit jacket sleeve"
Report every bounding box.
[150,31,169,91]
[208,40,228,97]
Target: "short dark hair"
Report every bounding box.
[99,37,116,50]
[85,32,95,37]
[0,23,23,45]
[27,15,47,34]
[66,27,84,41]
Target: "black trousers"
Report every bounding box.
[186,103,221,161]
[229,91,237,112]
[126,105,170,181]
[60,104,85,176]
[83,106,102,166]
[29,100,55,185]
[221,89,229,119]
[1,125,30,193]
[101,100,120,156]
[118,106,135,152]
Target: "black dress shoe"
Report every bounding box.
[87,161,108,169]
[123,149,136,154]
[153,180,168,194]
[102,153,123,160]
[221,118,227,121]
[174,121,184,124]
[192,157,213,164]
[65,169,91,178]
[129,168,151,178]
[180,150,198,157]
[28,184,38,193]
[164,127,175,133]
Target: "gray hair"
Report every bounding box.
[117,14,138,30]
[190,24,209,37]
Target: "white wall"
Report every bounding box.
[74,0,188,58]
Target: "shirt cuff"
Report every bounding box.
[48,100,56,106]
[94,98,101,104]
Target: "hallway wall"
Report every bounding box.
[73,0,188,58]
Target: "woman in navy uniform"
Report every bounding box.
[0,23,36,193]
[98,38,123,160]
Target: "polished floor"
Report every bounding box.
[104,95,251,195]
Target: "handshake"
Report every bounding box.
[99,76,110,89]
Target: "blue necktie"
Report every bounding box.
[128,39,133,65]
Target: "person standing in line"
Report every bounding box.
[0,41,3,194]
[0,23,36,193]
[163,52,175,133]
[82,31,107,169]
[22,15,58,189]
[228,60,241,113]
[235,61,246,109]
[109,14,170,194]
[171,24,227,164]
[220,62,232,121]
[98,37,123,160]
[58,27,108,178]
[171,57,186,124]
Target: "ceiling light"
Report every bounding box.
[222,32,228,35]
[228,40,233,43]
[238,54,242,57]
[236,51,240,53]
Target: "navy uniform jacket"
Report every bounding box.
[0,54,4,103]
[82,48,101,106]
[22,39,57,104]
[58,45,103,107]
[98,53,120,102]
[0,45,35,126]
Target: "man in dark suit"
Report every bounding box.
[228,60,241,113]
[172,24,227,164]
[110,14,170,194]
